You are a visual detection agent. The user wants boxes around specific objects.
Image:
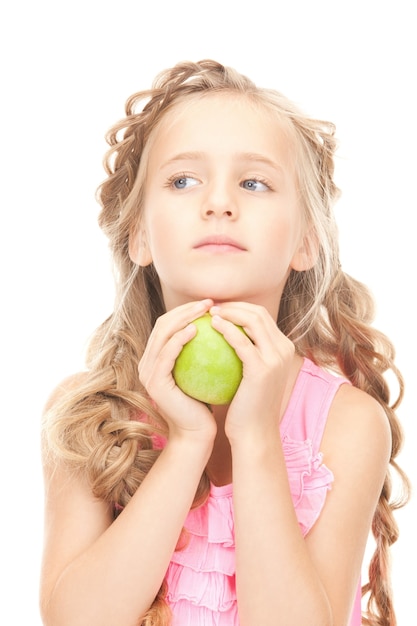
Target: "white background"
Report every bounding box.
[1,1,415,623]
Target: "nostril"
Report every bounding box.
[203,206,234,218]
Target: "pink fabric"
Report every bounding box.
[153,358,361,624]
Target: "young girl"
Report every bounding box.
[40,60,409,626]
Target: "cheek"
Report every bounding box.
[260,216,304,273]
[144,213,178,270]
[148,208,170,238]
[269,211,302,248]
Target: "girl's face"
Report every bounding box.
[130,94,314,318]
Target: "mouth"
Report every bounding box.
[193,235,247,253]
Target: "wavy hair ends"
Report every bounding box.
[43,59,409,626]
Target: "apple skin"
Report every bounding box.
[173,313,244,405]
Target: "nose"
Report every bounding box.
[201,181,238,219]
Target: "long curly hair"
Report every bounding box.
[42,59,409,625]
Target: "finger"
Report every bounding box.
[140,299,215,391]
[139,322,198,390]
[210,303,285,354]
[141,299,213,365]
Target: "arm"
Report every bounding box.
[40,301,217,626]
[40,426,214,626]
[304,384,391,624]
[231,387,389,626]
[210,304,391,626]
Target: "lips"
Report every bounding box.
[193,235,247,252]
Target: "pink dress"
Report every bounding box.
[155,358,362,625]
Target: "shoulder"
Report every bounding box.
[323,383,392,484]
[328,383,391,447]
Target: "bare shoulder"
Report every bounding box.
[322,382,392,491]
[326,383,391,454]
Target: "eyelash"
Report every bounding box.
[165,173,197,189]
[164,173,274,191]
[241,176,273,191]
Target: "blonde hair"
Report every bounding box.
[43,60,409,625]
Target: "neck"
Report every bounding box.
[206,405,232,486]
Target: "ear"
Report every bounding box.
[290,228,319,272]
[129,227,153,267]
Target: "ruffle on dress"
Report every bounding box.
[166,485,236,625]
[165,435,334,625]
[282,434,334,536]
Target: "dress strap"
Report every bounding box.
[280,358,350,454]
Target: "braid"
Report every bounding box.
[286,267,409,624]
[361,478,400,626]
[328,274,408,625]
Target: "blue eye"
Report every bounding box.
[241,179,269,192]
[172,176,199,189]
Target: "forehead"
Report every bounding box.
[148,93,295,169]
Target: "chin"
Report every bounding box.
[179,276,251,304]
[201,289,239,301]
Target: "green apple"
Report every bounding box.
[173,313,244,405]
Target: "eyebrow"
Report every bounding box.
[160,151,205,169]
[159,151,284,174]
[239,152,284,174]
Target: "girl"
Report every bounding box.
[40,60,409,626]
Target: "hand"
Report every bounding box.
[209,302,295,443]
[139,299,217,445]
